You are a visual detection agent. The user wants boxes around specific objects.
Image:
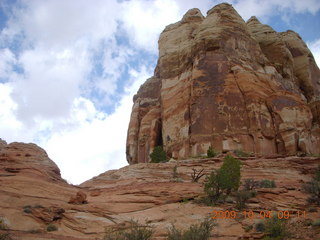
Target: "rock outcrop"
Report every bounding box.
[126,3,320,164]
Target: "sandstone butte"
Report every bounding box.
[126,3,320,164]
[0,3,320,240]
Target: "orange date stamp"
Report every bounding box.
[211,210,306,220]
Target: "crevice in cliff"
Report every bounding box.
[265,101,281,154]
[232,70,255,152]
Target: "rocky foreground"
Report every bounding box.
[0,139,319,240]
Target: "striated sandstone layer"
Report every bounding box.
[1,138,320,239]
[126,3,320,164]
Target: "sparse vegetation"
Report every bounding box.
[243,178,260,191]
[150,146,167,163]
[172,165,178,179]
[307,207,318,212]
[244,224,253,232]
[0,218,7,230]
[207,146,217,158]
[167,218,215,240]
[46,224,58,232]
[233,149,250,157]
[23,205,32,214]
[204,155,241,204]
[0,233,11,240]
[312,219,320,227]
[255,220,265,232]
[259,179,276,188]
[103,220,153,240]
[263,215,288,240]
[191,168,205,182]
[234,190,254,210]
[303,164,320,205]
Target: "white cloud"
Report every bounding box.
[231,0,320,21]
[42,66,151,184]
[121,0,181,53]
[308,39,320,67]
[2,0,120,49]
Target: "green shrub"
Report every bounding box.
[204,155,241,204]
[204,170,222,204]
[0,233,11,240]
[263,215,288,239]
[172,165,178,179]
[303,180,320,205]
[104,220,153,240]
[315,164,320,182]
[207,146,217,158]
[218,155,241,194]
[303,164,320,205]
[243,178,260,191]
[234,191,253,210]
[259,179,276,188]
[46,224,58,232]
[167,218,215,240]
[150,146,167,163]
[244,224,253,232]
[255,220,265,232]
[0,218,7,230]
[312,219,320,227]
[23,205,32,213]
[234,149,250,157]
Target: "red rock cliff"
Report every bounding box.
[126,3,320,164]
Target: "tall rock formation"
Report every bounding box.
[126,3,320,164]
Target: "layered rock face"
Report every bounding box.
[126,3,320,164]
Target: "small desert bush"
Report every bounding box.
[23,205,32,214]
[243,178,260,191]
[46,224,58,232]
[0,233,11,240]
[150,146,167,163]
[244,224,253,232]
[263,215,288,240]
[255,220,265,232]
[259,179,276,188]
[167,218,215,240]
[233,149,250,157]
[234,190,255,210]
[207,146,217,158]
[172,165,178,179]
[312,219,320,227]
[303,165,320,205]
[204,155,241,204]
[104,220,153,240]
[0,218,7,230]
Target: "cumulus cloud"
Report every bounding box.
[121,0,181,53]
[231,0,320,21]
[42,66,151,184]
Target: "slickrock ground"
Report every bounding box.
[1,138,320,239]
[126,3,320,164]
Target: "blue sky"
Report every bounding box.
[0,0,319,184]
